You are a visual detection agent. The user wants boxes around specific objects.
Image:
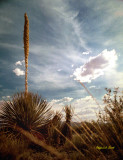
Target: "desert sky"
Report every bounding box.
[0,0,123,120]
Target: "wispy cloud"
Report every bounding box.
[57,69,62,72]
[0,43,22,50]
[28,43,86,92]
[35,0,89,51]
[89,85,96,89]
[105,70,123,87]
[29,63,77,92]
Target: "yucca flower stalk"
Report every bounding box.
[23,13,29,94]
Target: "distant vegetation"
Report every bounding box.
[0,13,122,160]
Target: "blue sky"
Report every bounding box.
[0,0,123,120]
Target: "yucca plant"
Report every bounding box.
[0,92,52,132]
[24,13,29,94]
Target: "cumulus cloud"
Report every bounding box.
[50,97,73,105]
[62,97,73,102]
[15,60,24,66]
[13,68,25,76]
[73,49,118,83]
[48,100,64,117]
[49,95,102,121]
[50,99,61,104]
[71,96,102,121]
[49,97,73,115]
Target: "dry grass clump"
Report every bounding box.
[0,132,30,160]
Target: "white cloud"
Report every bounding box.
[48,100,64,116]
[82,51,90,55]
[89,85,96,89]
[15,60,24,66]
[13,68,25,76]
[15,61,22,65]
[73,49,118,83]
[71,96,103,121]
[49,95,102,121]
[71,64,74,68]
[62,97,73,102]
[48,96,73,121]
[50,99,61,104]
[49,97,73,113]
[49,97,73,105]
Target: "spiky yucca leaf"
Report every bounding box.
[0,92,52,131]
[23,13,29,94]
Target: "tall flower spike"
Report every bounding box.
[23,13,29,94]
